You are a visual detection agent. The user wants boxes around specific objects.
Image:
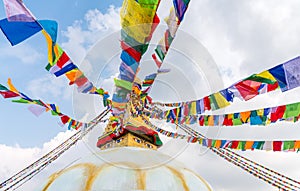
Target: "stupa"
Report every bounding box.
[39,79,212,191]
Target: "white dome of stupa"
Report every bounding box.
[40,147,212,191]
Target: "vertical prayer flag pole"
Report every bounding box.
[110,0,161,126]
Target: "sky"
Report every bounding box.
[1,0,300,190]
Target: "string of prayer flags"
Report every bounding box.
[149,101,300,127]
[41,32,110,103]
[0,79,88,130]
[142,73,157,87]
[0,0,110,105]
[141,4,190,95]
[142,116,300,152]
[152,56,300,118]
[0,109,109,191]
[111,0,161,119]
[211,148,299,190]
[44,42,97,94]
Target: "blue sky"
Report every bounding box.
[0,1,122,147]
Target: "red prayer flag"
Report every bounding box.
[74,76,88,87]
[0,91,19,98]
[56,52,70,68]
[60,115,70,124]
[234,80,261,101]
[267,81,279,92]
[273,141,283,151]
[152,53,162,68]
[121,41,141,62]
[207,139,212,147]
[198,116,204,126]
[203,96,211,111]
[230,141,239,149]
[270,105,286,122]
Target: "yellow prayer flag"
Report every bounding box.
[208,116,214,126]
[7,78,18,93]
[120,0,157,43]
[214,92,230,108]
[42,29,53,65]
[257,109,264,116]
[256,70,276,82]
[191,101,197,115]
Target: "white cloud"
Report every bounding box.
[0,130,75,182]
[85,6,121,32]
[61,6,121,65]
[0,43,43,65]
[182,0,300,86]
[27,74,72,101]
[0,123,109,191]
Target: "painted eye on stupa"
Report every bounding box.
[134,137,141,143]
[116,138,123,143]
[146,143,152,148]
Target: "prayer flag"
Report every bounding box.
[28,104,46,117]
[0,18,42,45]
[269,64,287,92]
[3,0,35,22]
[39,20,58,43]
[283,56,300,91]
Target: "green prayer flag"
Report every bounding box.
[114,78,133,90]
[232,118,243,125]
[33,100,45,107]
[212,140,216,147]
[241,141,246,150]
[155,46,165,61]
[237,141,246,150]
[121,30,149,55]
[138,0,159,9]
[283,141,295,150]
[204,116,209,126]
[51,110,59,116]
[12,98,30,104]
[245,74,276,84]
[0,84,8,91]
[208,94,219,110]
[283,103,300,119]
[96,88,104,95]
[261,115,267,124]
[256,141,264,150]
[167,30,174,44]
[183,0,191,5]
[154,134,163,146]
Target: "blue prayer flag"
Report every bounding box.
[39,20,58,43]
[0,18,42,46]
